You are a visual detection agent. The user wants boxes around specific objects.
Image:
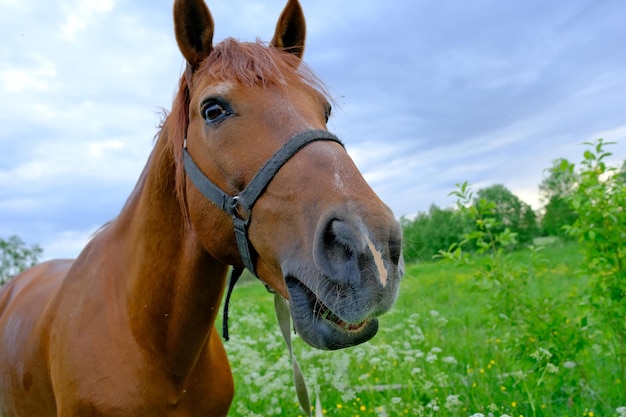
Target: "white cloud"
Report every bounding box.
[0,57,57,93]
[61,0,115,41]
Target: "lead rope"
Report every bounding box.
[274,294,323,417]
[222,267,244,341]
[222,270,322,416]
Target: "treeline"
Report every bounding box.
[401,143,625,264]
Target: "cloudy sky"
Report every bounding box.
[1,0,625,260]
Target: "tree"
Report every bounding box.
[539,158,579,237]
[542,196,578,238]
[0,235,43,286]
[539,158,578,201]
[474,184,539,246]
[401,204,469,263]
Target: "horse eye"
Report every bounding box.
[203,102,229,124]
[324,104,332,122]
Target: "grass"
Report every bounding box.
[221,241,626,417]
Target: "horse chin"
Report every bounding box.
[285,277,379,350]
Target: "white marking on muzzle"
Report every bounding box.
[366,236,388,287]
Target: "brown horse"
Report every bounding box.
[0,0,403,415]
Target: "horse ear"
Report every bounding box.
[271,0,306,59]
[173,0,214,69]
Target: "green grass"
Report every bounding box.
[221,242,625,417]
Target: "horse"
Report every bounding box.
[0,0,404,415]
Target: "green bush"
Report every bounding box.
[473,184,539,247]
[561,139,626,399]
[402,205,469,263]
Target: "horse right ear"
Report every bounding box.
[173,0,214,70]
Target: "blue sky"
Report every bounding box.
[1,0,625,260]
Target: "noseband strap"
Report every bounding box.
[182,129,344,276]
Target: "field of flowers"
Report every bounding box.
[221,242,625,417]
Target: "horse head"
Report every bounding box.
[172,0,404,350]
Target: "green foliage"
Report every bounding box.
[539,158,578,201]
[539,159,579,238]
[401,185,539,264]
[401,204,469,263]
[541,196,578,238]
[560,139,626,399]
[439,182,597,415]
[0,235,43,286]
[473,184,539,247]
[221,243,625,416]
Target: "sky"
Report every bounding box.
[1,0,625,261]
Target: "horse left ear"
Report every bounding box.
[173,0,214,70]
[271,0,306,59]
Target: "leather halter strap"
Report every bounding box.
[182,129,344,276]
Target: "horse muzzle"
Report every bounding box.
[283,209,404,350]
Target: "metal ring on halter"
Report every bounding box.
[228,196,250,223]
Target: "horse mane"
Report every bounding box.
[159,38,331,216]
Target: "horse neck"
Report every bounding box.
[110,126,228,380]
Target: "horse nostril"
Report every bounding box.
[323,219,355,264]
[314,218,364,285]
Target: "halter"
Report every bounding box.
[183,129,343,274]
[183,129,344,336]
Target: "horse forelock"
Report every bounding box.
[159,38,332,220]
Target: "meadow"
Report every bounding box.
[221,241,625,417]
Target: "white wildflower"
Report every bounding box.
[530,347,552,361]
[376,406,389,417]
[340,389,356,403]
[563,361,577,368]
[546,363,559,374]
[391,397,402,404]
[426,398,439,411]
[444,394,462,412]
[468,414,485,417]
[617,406,626,417]
[442,355,457,364]
[487,403,499,412]
[410,367,422,375]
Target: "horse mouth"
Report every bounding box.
[314,301,367,332]
[285,276,379,350]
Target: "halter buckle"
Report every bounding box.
[228,196,251,223]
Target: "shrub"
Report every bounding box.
[0,235,43,286]
[561,139,626,398]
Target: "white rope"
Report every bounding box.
[274,294,323,417]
